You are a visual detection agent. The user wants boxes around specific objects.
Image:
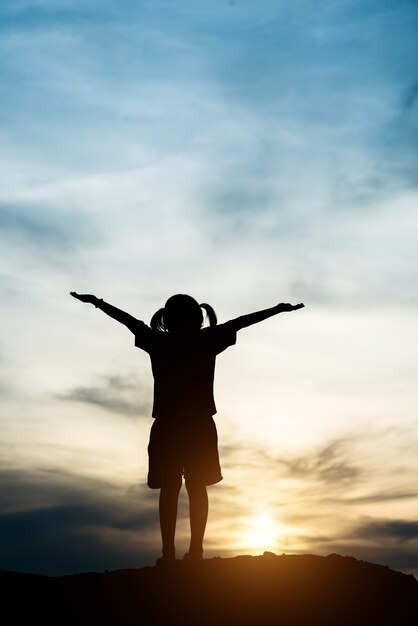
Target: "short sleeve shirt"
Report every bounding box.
[134,322,237,419]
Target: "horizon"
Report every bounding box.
[1,0,418,577]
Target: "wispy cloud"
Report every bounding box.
[276,439,361,485]
[404,81,418,112]
[345,490,418,505]
[0,202,96,252]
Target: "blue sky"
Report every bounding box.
[1,0,418,576]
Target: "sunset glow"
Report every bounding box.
[241,513,282,552]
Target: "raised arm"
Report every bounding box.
[229,302,304,331]
[70,292,139,334]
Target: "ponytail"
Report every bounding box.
[200,303,217,327]
[150,307,166,332]
[151,297,217,332]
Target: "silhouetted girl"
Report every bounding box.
[70,291,304,564]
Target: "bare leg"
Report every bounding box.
[185,480,208,557]
[159,478,182,559]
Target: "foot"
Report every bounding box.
[183,551,204,563]
[155,554,176,567]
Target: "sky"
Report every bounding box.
[1,0,418,577]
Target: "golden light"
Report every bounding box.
[241,512,281,551]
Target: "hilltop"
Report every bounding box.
[2,553,417,625]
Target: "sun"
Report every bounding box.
[241,512,280,551]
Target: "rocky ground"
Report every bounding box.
[3,552,418,625]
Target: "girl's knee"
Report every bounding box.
[161,476,182,493]
[185,479,207,494]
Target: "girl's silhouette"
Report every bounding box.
[70,291,304,564]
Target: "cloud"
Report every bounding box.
[214,437,365,535]
[0,202,95,252]
[309,516,418,575]
[275,439,361,485]
[220,435,369,501]
[268,514,418,574]
[0,501,156,536]
[0,467,159,575]
[345,490,418,505]
[0,0,95,16]
[404,81,418,112]
[353,519,418,543]
[58,373,152,418]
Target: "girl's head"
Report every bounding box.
[150,294,217,333]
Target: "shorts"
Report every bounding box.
[147,415,223,489]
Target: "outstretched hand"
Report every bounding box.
[70,292,96,305]
[278,303,304,312]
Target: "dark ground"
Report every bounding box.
[2,553,418,625]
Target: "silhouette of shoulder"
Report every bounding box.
[133,320,237,355]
